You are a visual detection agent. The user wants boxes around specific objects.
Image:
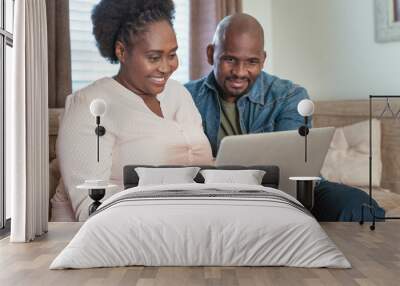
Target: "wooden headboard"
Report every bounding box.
[49,99,400,195]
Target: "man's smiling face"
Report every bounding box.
[208,30,266,102]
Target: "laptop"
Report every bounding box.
[215,127,335,197]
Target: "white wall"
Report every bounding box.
[242,0,274,72]
[243,0,400,101]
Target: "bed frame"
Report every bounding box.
[123,165,280,189]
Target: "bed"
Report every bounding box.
[49,104,400,224]
[50,165,350,269]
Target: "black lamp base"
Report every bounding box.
[298,125,309,136]
[88,188,105,215]
[95,126,106,136]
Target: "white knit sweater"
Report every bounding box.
[57,78,213,221]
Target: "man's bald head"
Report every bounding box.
[212,13,264,49]
[207,13,266,102]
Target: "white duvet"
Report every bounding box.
[50,183,351,269]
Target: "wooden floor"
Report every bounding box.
[0,222,399,286]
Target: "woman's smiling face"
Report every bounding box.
[116,20,179,97]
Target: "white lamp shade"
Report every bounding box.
[90,99,107,117]
[297,99,314,117]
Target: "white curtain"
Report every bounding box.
[8,0,49,242]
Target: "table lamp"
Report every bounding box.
[291,99,319,210]
[78,99,109,215]
[297,99,315,162]
[90,99,107,162]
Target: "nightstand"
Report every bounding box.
[77,180,117,215]
[289,177,321,210]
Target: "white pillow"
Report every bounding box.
[200,169,266,185]
[135,167,200,186]
[320,119,382,187]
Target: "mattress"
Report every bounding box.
[50,183,350,269]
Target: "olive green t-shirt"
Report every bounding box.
[217,98,242,142]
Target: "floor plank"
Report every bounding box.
[0,222,399,286]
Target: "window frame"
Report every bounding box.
[0,0,13,232]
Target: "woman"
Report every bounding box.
[57,0,213,221]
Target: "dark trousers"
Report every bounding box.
[312,181,385,221]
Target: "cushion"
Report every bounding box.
[320,119,382,187]
[135,167,201,186]
[200,169,266,185]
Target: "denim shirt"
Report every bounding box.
[185,71,311,156]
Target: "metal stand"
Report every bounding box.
[88,188,105,215]
[298,117,310,162]
[289,177,320,211]
[94,115,106,162]
[359,95,400,230]
[296,180,314,210]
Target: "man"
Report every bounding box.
[185,13,384,221]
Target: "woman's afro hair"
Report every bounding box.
[92,0,175,63]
